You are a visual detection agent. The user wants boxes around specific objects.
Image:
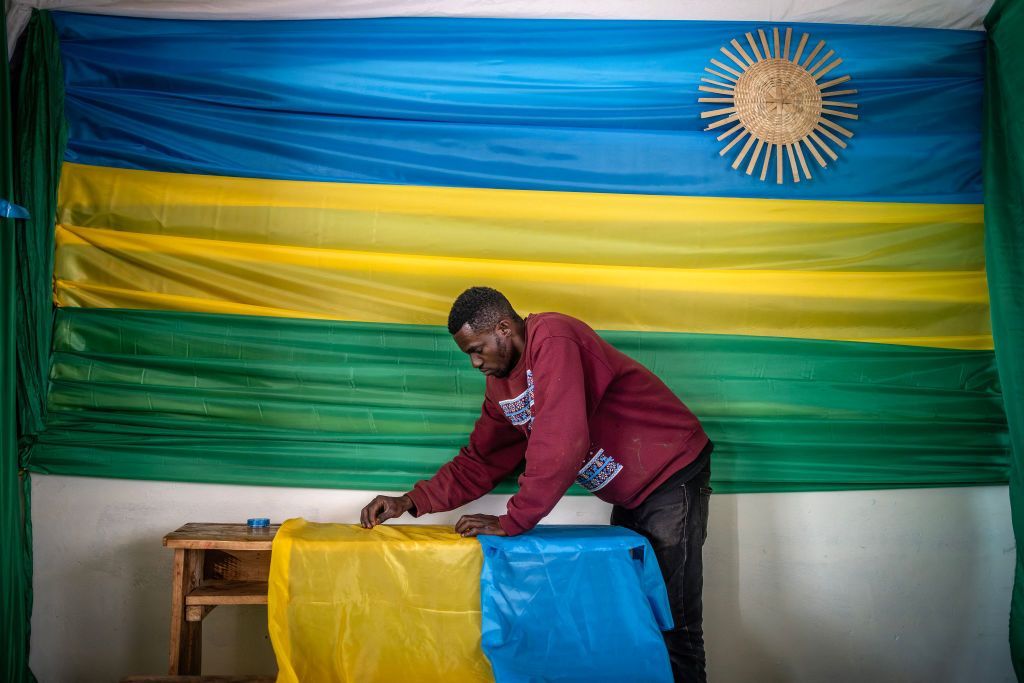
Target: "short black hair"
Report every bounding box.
[447,287,521,335]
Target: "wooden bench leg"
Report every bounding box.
[168,547,204,674]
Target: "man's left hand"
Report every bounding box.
[455,514,507,537]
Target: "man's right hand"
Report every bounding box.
[359,494,414,528]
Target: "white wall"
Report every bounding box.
[29,474,1015,683]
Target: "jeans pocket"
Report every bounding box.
[698,486,712,545]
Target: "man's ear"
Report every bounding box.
[496,319,513,337]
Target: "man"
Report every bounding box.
[360,287,713,683]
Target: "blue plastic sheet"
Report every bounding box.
[52,13,983,203]
[478,526,674,683]
[0,200,28,220]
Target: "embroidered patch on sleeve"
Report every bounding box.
[498,369,535,430]
[575,448,623,493]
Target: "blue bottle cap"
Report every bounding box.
[247,517,270,528]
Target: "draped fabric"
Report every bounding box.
[1,7,34,681]
[477,527,674,683]
[268,521,493,683]
[8,14,64,681]
[33,308,1007,493]
[5,0,995,56]
[984,0,1024,674]
[55,15,982,204]
[267,521,674,682]
[54,163,991,349]
[23,10,1005,494]
[15,11,65,439]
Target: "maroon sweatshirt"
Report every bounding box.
[405,312,709,536]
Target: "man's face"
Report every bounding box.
[454,321,516,378]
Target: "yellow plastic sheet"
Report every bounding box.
[54,223,992,349]
[268,520,494,683]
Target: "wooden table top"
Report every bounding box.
[163,523,281,551]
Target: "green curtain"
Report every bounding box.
[3,11,65,681]
[2,7,36,683]
[16,11,65,440]
[985,0,1024,676]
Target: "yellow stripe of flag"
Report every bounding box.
[59,163,984,272]
[54,223,992,349]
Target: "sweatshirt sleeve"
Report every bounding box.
[498,336,593,536]
[405,397,527,516]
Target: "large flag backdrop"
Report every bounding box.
[5,0,1022,679]
[19,12,1008,491]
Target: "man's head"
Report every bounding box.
[448,287,525,378]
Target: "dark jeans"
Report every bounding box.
[611,455,712,683]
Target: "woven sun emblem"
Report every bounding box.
[700,27,859,184]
